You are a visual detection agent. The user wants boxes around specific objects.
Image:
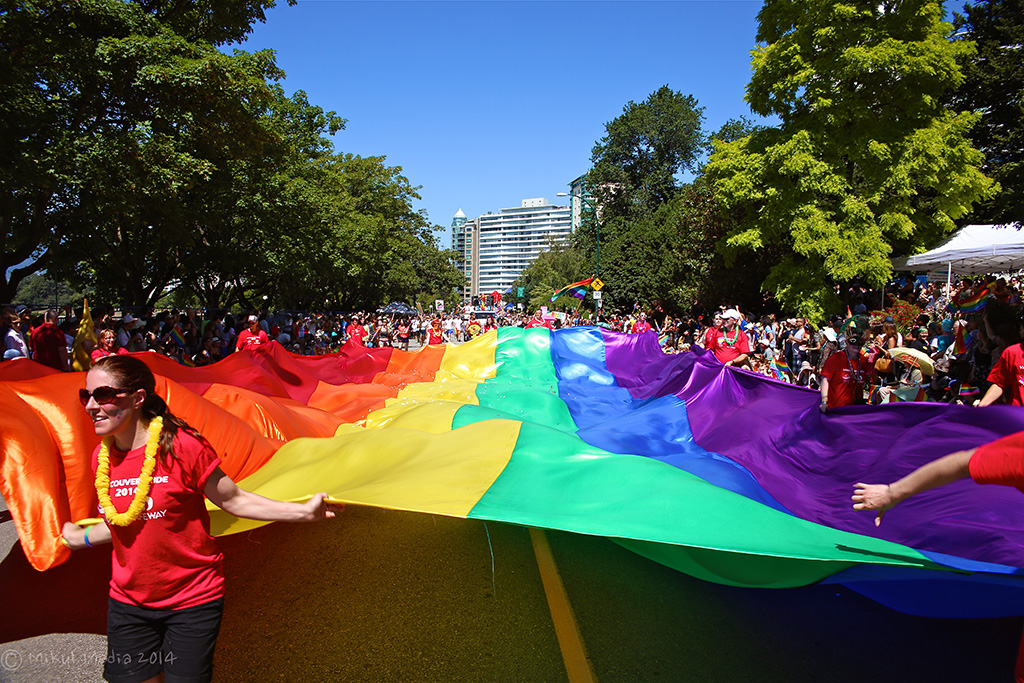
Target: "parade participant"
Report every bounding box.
[526,309,553,330]
[708,309,751,368]
[703,312,723,349]
[978,311,1024,407]
[852,431,1024,682]
[819,318,871,411]
[234,315,269,351]
[426,318,448,345]
[31,309,70,371]
[61,355,339,683]
[92,329,126,362]
[396,319,411,351]
[631,314,652,334]
[347,317,368,346]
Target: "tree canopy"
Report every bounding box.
[0,0,460,311]
[705,0,995,319]
[587,85,706,225]
[949,0,1024,224]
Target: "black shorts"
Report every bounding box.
[105,596,224,683]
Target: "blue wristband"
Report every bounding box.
[83,526,93,548]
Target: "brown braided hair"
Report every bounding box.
[91,355,198,463]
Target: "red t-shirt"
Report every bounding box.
[348,324,367,346]
[93,430,223,610]
[631,320,651,334]
[526,317,553,330]
[703,326,719,349]
[235,328,268,351]
[821,349,871,408]
[708,328,750,364]
[427,326,445,344]
[30,322,66,370]
[969,431,1024,493]
[986,343,1024,406]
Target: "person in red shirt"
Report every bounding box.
[525,309,553,330]
[852,432,1024,682]
[30,309,69,371]
[708,309,751,368]
[979,313,1024,407]
[426,318,448,345]
[347,317,368,346]
[61,356,340,683]
[91,328,129,362]
[234,315,268,351]
[820,321,871,410]
[703,312,723,349]
[631,315,652,334]
[396,319,411,351]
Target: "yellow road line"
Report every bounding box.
[529,528,597,683]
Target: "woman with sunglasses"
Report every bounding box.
[61,355,338,683]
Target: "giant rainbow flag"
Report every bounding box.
[2,327,1023,619]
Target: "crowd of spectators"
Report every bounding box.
[650,274,1022,408]
[2,273,1021,410]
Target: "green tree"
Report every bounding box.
[575,86,707,311]
[0,0,283,304]
[587,86,706,227]
[949,0,1024,223]
[705,0,995,320]
[514,240,589,313]
[13,272,91,310]
[133,0,292,46]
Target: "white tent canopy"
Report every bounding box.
[890,223,1024,275]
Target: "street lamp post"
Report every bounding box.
[557,190,600,320]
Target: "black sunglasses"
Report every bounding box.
[79,386,129,406]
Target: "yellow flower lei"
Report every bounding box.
[95,416,163,526]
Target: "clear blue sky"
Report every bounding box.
[239,1,771,247]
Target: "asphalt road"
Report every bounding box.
[1,502,1021,682]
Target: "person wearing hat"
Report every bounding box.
[820,317,871,411]
[234,315,268,352]
[816,326,839,375]
[708,309,751,368]
[347,316,368,346]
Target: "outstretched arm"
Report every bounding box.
[978,383,1004,407]
[204,467,338,522]
[852,448,976,526]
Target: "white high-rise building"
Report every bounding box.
[451,199,572,302]
[451,209,479,302]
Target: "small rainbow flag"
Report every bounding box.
[951,287,989,313]
[770,357,791,381]
[180,354,196,367]
[550,278,594,303]
[959,383,981,397]
[168,325,186,347]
